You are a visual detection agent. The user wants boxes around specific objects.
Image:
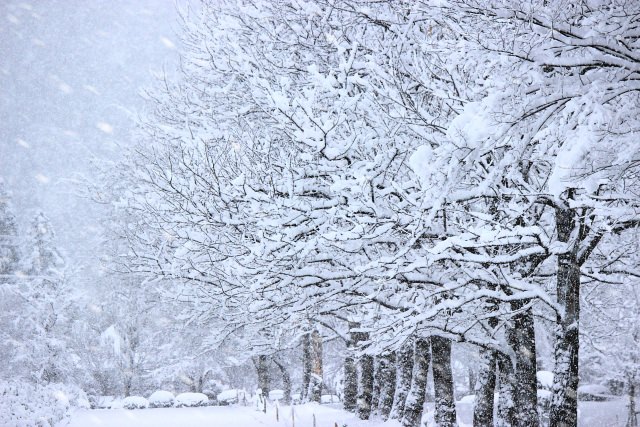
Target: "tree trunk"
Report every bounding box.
[390,339,414,420]
[344,322,361,412]
[627,373,637,427]
[273,359,292,405]
[432,335,457,427]
[468,367,477,395]
[358,353,375,419]
[301,332,311,401]
[473,348,497,427]
[255,355,270,398]
[354,329,374,420]
[124,378,131,398]
[550,206,580,427]
[401,338,430,427]
[371,357,381,416]
[508,301,539,427]
[474,295,500,427]
[377,352,397,421]
[496,354,516,427]
[308,329,323,403]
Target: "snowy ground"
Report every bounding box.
[67,399,629,427]
[453,399,629,427]
[67,404,390,427]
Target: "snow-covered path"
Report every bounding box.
[67,400,628,427]
[67,404,373,427]
[68,406,284,427]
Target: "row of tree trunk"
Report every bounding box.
[341,326,457,427]
[340,314,541,427]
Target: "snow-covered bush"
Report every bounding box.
[577,384,613,401]
[537,371,554,391]
[175,392,208,407]
[109,399,123,409]
[320,394,340,404]
[268,389,284,401]
[0,381,87,427]
[457,395,475,405]
[148,390,175,408]
[122,396,149,409]
[217,389,245,405]
[88,396,115,409]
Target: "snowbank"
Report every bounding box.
[0,381,88,427]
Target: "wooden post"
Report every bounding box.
[291,405,295,427]
[312,413,316,427]
[276,401,279,422]
[263,395,267,413]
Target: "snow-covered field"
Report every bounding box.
[67,404,385,427]
[67,400,629,427]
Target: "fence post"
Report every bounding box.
[313,413,316,427]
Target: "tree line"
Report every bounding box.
[100,1,640,426]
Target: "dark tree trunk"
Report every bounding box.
[473,348,497,427]
[344,322,363,412]
[124,378,131,398]
[401,338,430,427]
[357,354,375,419]
[508,301,539,427]
[308,329,323,403]
[377,352,397,421]
[550,206,580,427]
[496,354,516,427]
[432,335,457,427]
[358,353,375,419]
[343,354,358,411]
[468,367,477,394]
[390,339,414,420]
[273,359,292,405]
[371,357,381,416]
[301,332,311,401]
[474,294,500,427]
[255,355,270,398]
[627,373,638,427]
[354,329,374,420]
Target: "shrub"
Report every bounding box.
[122,396,149,409]
[148,390,175,408]
[175,392,208,407]
[0,381,87,427]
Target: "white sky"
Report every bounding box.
[0,1,179,285]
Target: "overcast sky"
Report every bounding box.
[1,1,179,285]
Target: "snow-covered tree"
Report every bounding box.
[109,1,640,426]
[0,179,20,280]
[2,210,78,385]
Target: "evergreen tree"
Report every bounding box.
[23,211,64,279]
[0,180,20,279]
